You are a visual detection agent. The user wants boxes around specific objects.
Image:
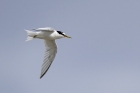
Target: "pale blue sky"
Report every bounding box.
[1,0,140,93]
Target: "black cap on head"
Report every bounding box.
[57,31,64,35]
[57,31,71,38]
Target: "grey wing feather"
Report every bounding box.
[33,27,55,31]
[40,40,57,78]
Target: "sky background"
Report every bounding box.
[1,0,140,93]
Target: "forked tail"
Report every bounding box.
[25,30,37,41]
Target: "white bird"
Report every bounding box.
[25,27,71,79]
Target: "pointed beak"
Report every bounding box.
[64,35,71,38]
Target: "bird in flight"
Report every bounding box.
[25,27,71,79]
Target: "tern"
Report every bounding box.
[25,27,71,78]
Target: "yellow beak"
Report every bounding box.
[64,35,71,38]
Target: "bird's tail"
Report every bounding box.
[25,30,37,41]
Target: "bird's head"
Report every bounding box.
[57,31,71,38]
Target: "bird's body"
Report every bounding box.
[25,27,71,78]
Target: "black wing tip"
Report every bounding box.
[40,63,52,79]
[40,76,42,79]
[40,70,48,79]
[40,73,45,79]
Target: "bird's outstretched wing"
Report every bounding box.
[40,40,57,78]
[33,27,55,31]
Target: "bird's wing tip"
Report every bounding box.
[40,76,43,79]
